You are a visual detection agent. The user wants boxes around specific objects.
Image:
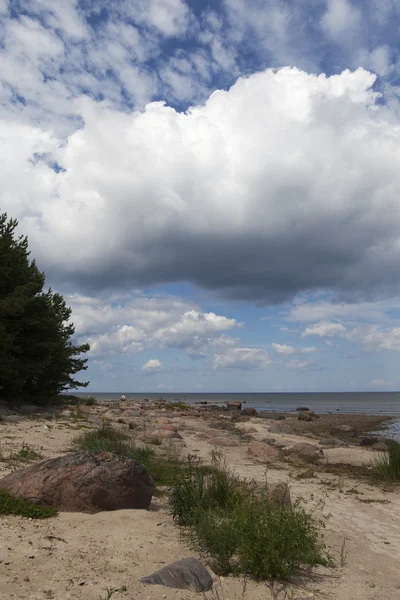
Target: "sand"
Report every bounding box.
[1,404,400,600]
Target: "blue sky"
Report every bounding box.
[1,0,400,392]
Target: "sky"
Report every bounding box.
[2,1,400,393]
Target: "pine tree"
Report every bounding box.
[0,213,89,402]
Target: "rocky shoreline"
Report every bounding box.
[1,398,400,600]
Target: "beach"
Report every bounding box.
[1,399,400,599]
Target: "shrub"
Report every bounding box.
[11,444,42,463]
[0,489,57,518]
[373,440,400,481]
[164,401,188,411]
[84,396,97,406]
[170,454,326,580]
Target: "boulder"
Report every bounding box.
[0,452,153,513]
[266,482,291,506]
[269,425,284,434]
[372,442,389,452]
[296,407,310,412]
[332,424,356,436]
[248,443,279,460]
[211,437,238,447]
[319,438,347,448]
[298,412,314,421]
[227,401,242,410]
[139,558,213,592]
[288,443,323,463]
[3,415,25,423]
[360,437,379,447]
[241,408,258,417]
[19,405,41,415]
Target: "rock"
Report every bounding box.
[298,412,314,421]
[0,452,153,513]
[288,443,323,463]
[124,409,141,418]
[269,425,284,434]
[241,408,258,417]
[196,433,210,440]
[156,430,183,439]
[77,405,91,414]
[332,424,356,436]
[248,443,279,460]
[265,438,277,446]
[296,407,310,412]
[3,415,25,423]
[159,424,179,432]
[266,482,291,506]
[211,437,238,447]
[156,417,170,425]
[19,405,40,415]
[241,434,255,442]
[139,557,213,592]
[240,426,259,434]
[360,437,379,446]
[372,442,389,452]
[319,438,347,448]
[257,413,286,420]
[227,401,242,410]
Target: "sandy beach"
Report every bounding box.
[1,400,400,600]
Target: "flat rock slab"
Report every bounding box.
[0,452,153,513]
[139,558,213,592]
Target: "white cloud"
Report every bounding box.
[321,0,361,42]
[345,325,400,352]
[141,358,162,374]
[286,359,313,370]
[287,297,400,324]
[300,347,318,354]
[69,293,239,357]
[5,67,400,304]
[302,321,347,338]
[272,343,295,355]
[213,348,271,371]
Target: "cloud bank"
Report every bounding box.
[2,67,400,304]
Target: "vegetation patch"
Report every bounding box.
[0,489,57,518]
[170,453,328,580]
[164,402,188,411]
[372,440,400,482]
[74,423,189,486]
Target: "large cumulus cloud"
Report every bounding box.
[2,67,400,302]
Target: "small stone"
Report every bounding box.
[45,590,54,599]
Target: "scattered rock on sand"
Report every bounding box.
[139,557,213,592]
[0,452,153,513]
[247,443,279,460]
[3,415,25,423]
[266,482,291,506]
[296,407,310,412]
[288,443,323,463]
[241,407,258,417]
[319,438,347,448]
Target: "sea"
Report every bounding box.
[73,391,400,439]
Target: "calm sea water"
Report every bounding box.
[71,391,400,440]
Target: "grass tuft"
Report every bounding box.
[164,401,188,411]
[372,440,400,482]
[84,396,97,406]
[0,489,57,519]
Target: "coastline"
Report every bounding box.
[1,399,400,599]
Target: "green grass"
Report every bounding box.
[84,396,97,406]
[170,453,327,580]
[164,401,188,411]
[73,423,188,486]
[0,489,57,519]
[11,444,43,463]
[372,440,400,482]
